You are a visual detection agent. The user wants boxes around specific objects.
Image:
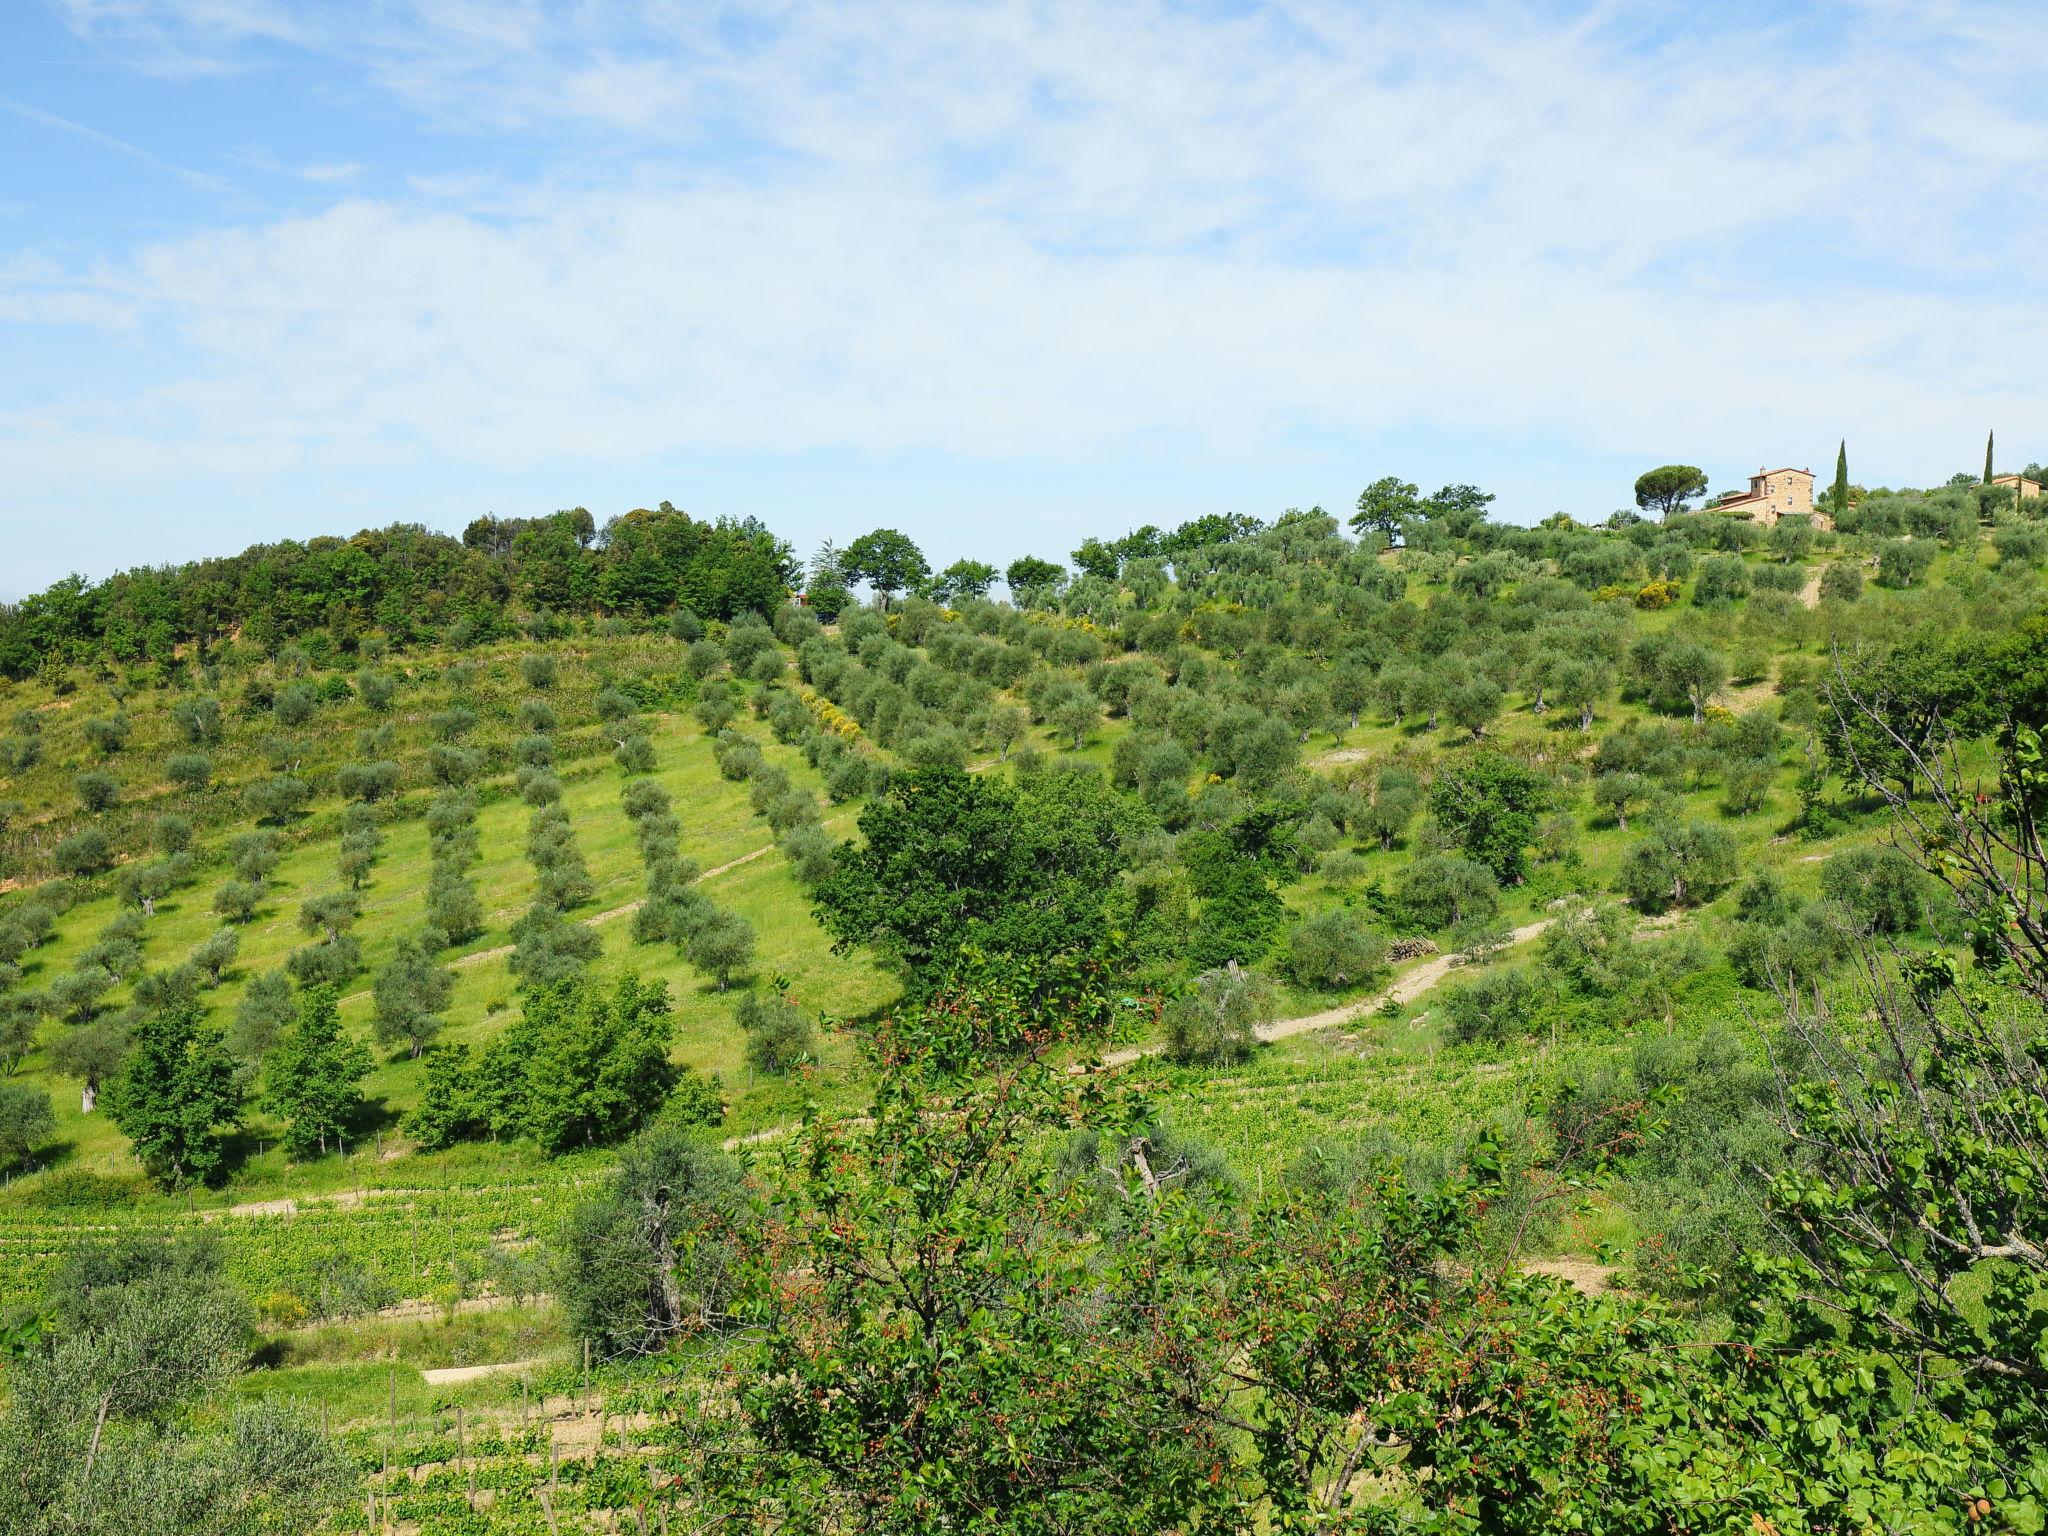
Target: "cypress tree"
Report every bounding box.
[1833,440,1849,515]
[1985,430,1995,484]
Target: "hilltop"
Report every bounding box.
[2,475,2045,1532]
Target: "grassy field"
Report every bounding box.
[0,527,2006,1481]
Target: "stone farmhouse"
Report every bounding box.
[1992,473,2043,501]
[1716,465,1829,530]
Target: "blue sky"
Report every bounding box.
[3,0,2046,599]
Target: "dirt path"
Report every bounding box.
[420,1357,548,1387]
[1798,569,1824,608]
[1099,918,1554,1068]
[723,918,1560,1150]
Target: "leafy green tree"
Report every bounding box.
[815,764,1140,992]
[83,712,130,758]
[227,969,294,1064]
[75,770,119,813]
[736,989,816,1073]
[1984,427,1995,483]
[1819,845,1923,934]
[1352,475,1421,538]
[297,889,359,945]
[1832,439,1849,515]
[1443,965,1542,1045]
[698,1059,1247,1530]
[228,831,280,884]
[246,774,310,825]
[191,927,239,986]
[687,908,757,990]
[1819,561,1863,603]
[170,694,223,744]
[405,1045,485,1149]
[1282,910,1390,992]
[1429,754,1547,884]
[0,1239,355,1534]
[842,528,929,609]
[108,1000,244,1186]
[370,934,454,1058]
[0,1082,55,1169]
[1634,464,1709,518]
[1359,768,1423,850]
[508,906,603,987]
[1618,819,1739,910]
[266,985,370,1159]
[1049,691,1101,751]
[1877,537,1936,588]
[1664,641,1728,723]
[425,867,484,945]
[933,558,998,602]
[1443,675,1504,739]
[491,976,681,1153]
[1421,482,1496,537]
[54,828,114,877]
[165,751,213,790]
[556,1120,748,1359]
[1390,853,1500,931]
[1004,556,1065,602]
[45,1015,127,1115]
[1165,963,1277,1062]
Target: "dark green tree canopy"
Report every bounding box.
[1634,465,1710,518]
[814,763,1145,992]
[841,528,930,608]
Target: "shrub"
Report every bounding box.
[54,827,113,876]
[688,909,757,990]
[1818,563,1862,603]
[1165,964,1276,1064]
[247,774,311,824]
[75,771,119,813]
[521,653,559,689]
[735,991,816,1074]
[1282,910,1390,992]
[1443,966,1542,1045]
[1820,845,1923,934]
[1618,820,1739,910]
[1388,853,1500,931]
[229,830,281,882]
[165,752,214,790]
[83,713,131,756]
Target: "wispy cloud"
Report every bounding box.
[0,91,230,192]
[5,0,2048,585]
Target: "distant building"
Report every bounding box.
[1992,473,2043,501]
[1715,466,1824,530]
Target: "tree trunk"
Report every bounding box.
[1580,702,1595,732]
[646,1183,685,1339]
[81,1081,96,1114]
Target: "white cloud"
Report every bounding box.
[6,0,2048,581]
